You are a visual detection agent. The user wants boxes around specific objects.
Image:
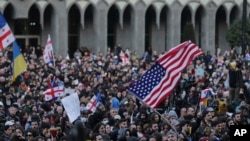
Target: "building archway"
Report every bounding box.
[216,6,227,53]
[181,6,193,43]
[145,5,156,55]
[68,4,80,58]
[107,5,119,51]
[13,4,41,52]
[81,4,94,51]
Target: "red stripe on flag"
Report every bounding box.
[0,30,12,50]
[144,42,202,108]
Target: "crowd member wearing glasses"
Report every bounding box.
[25,128,37,141]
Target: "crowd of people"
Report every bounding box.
[0,44,249,141]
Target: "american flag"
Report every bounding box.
[128,41,203,108]
[43,85,65,101]
[43,34,54,65]
[0,13,15,50]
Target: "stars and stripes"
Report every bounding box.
[128,41,203,108]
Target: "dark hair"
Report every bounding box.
[92,122,105,133]
[35,136,45,141]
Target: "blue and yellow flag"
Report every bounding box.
[12,41,27,82]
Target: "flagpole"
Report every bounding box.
[127,90,178,134]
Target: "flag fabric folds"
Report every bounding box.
[127,41,203,109]
[43,35,54,65]
[43,85,64,101]
[120,51,130,66]
[200,88,216,107]
[0,13,15,50]
[12,41,27,82]
[86,93,102,112]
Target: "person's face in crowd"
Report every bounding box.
[187,107,195,116]
[110,109,118,117]
[233,113,241,123]
[31,121,39,129]
[148,137,157,141]
[227,119,234,127]
[125,130,130,139]
[42,116,50,123]
[105,124,111,134]
[182,124,190,134]
[80,95,91,105]
[119,121,127,129]
[42,128,50,138]
[26,132,34,141]
[98,125,105,134]
[56,106,63,115]
[169,116,176,123]
[5,126,13,136]
[137,125,143,132]
[154,114,160,123]
[32,106,38,113]
[180,108,187,117]
[8,107,17,116]
[95,135,103,141]
[214,123,222,133]
[15,128,24,139]
[151,123,159,132]
[140,113,146,120]
[167,133,178,141]
[204,112,213,122]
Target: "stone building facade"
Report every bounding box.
[0,0,248,57]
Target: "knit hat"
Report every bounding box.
[171,119,180,126]
[168,110,178,119]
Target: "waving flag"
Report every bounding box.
[0,13,15,50]
[43,85,64,101]
[120,50,130,66]
[200,88,216,107]
[127,41,203,108]
[86,92,102,112]
[12,41,27,82]
[43,34,54,65]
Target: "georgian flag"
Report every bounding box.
[120,51,130,66]
[43,35,54,64]
[0,13,15,50]
[43,85,65,101]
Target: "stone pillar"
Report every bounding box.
[131,2,146,56]
[166,2,182,50]
[50,1,68,58]
[93,1,108,54]
[201,3,217,55]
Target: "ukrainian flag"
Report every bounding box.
[12,41,27,82]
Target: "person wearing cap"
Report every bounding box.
[171,119,180,132]
[167,110,178,123]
